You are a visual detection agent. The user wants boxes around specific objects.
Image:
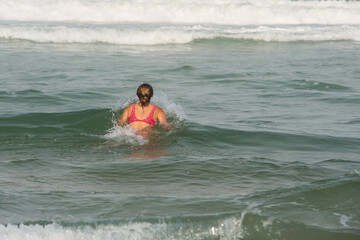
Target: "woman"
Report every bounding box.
[117,83,168,136]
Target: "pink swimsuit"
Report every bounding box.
[129,104,157,126]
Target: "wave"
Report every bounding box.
[184,123,360,152]
[286,79,352,92]
[0,93,187,150]
[0,89,358,150]
[1,199,359,240]
[238,175,360,238]
[1,0,360,25]
[1,108,359,151]
[0,109,112,136]
[1,23,360,45]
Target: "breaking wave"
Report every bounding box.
[1,0,360,25]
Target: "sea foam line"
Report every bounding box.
[1,0,360,25]
[1,24,360,44]
[0,222,167,240]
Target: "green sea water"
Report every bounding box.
[1,37,360,239]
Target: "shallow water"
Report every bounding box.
[1,0,360,239]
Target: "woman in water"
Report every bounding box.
[117,83,168,136]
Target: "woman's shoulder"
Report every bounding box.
[124,104,134,112]
[154,105,164,112]
[154,106,166,117]
[153,106,167,124]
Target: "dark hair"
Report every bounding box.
[136,83,153,108]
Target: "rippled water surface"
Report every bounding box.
[1,0,360,239]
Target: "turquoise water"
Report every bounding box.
[1,0,360,239]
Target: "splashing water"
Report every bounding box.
[103,125,148,146]
[151,91,187,122]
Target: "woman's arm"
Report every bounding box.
[156,107,171,129]
[117,106,131,127]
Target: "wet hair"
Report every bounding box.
[136,83,153,108]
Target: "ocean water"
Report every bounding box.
[1,0,360,239]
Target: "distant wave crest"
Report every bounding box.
[1,24,360,45]
[1,0,360,45]
[1,0,360,25]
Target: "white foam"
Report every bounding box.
[103,125,148,146]
[1,0,360,25]
[113,97,137,112]
[334,213,353,228]
[1,23,360,45]
[152,91,187,121]
[344,169,360,176]
[214,203,260,239]
[0,25,198,45]
[0,222,167,240]
[339,215,351,228]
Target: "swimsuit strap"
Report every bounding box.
[147,106,157,119]
[129,104,137,123]
[131,104,135,115]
